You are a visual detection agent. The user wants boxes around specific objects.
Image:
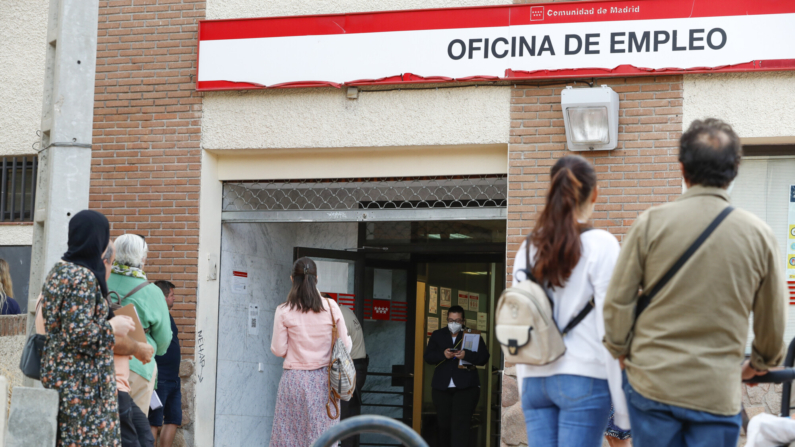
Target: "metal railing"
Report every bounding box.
[312,415,428,447]
[1,157,37,222]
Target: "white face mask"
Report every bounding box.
[448,322,462,334]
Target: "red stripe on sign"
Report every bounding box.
[198,0,795,41]
[232,271,247,277]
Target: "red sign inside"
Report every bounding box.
[372,300,391,321]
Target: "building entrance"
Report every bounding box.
[293,221,506,447]
[214,177,507,447]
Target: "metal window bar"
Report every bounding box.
[222,175,507,212]
[1,156,38,222]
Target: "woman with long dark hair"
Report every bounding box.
[270,257,351,447]
[511,156,629,446]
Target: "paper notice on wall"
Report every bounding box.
[373,268,393,300]
[427,316,439,335]
[429,286,438,314]
[469,293,480,312]
[441,309,448,325]
[248,304,259,335]
[458,291,469,310]
[315,260,350,294]
[466,319,477,331]
[477,312,488,331]
[788,185,795,279]
[440,288,452,308]
[232,271,248,293]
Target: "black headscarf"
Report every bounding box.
[62,210,110,298]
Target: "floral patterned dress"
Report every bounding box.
[40,261,120,446]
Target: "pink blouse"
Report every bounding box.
[271,299,351,370]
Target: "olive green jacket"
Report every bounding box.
[603,185,786,416]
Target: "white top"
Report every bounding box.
[449,335,457,388]
[512,229,630,430]
[339,305,367,360]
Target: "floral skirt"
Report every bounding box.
[605,406,631,440]
[271,368,339,447]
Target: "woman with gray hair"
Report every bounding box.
[108,234,173,417]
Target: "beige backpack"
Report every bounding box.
[495,238,594,366]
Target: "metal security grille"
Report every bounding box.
[1,157,37,222]
[222,175,507,222]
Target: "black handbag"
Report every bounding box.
[19,300,46,380]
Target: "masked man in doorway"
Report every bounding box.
[424,305,490,447]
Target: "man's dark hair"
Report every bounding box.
[679,118,742,188]
[154,280,175,297]
[447,305,465,319]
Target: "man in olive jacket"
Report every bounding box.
[603,119,786,447]
[108,234,173,417]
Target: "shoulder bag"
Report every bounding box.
[325,298,356,419]
[19,299,46,380]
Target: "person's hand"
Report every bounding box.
[742,359,767,386]
[109,315,135,337]
[135,342,154,364]
[619,355,626,370]
[454,350,466,360]
[444,349,455,359]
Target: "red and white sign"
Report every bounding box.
[197,0,795,91]
[372,299,391,321]
[323,292,355,312]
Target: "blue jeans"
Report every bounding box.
[522,374,611,447]
[622,372,741,447]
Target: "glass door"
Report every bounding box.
[414,256,505,447]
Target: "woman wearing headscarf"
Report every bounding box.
[39,210,135,446]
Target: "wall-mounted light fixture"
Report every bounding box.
[561,85,619,151]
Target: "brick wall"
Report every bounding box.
[0,315,27,337]
[506,76,684,283]
[90,0,205,357]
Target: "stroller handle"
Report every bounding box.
[743,368,795,384]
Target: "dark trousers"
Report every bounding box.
[432,387,480,447]
[119,391,155,447]
[340,357,369,447]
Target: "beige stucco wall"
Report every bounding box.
[0,0,48,156]
[683,72,795,143]
[206,0,511,20]
[0,226,34,246]
[202,86,511,151]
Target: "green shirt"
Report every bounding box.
[108,272,172,381]
[603,185,786,416]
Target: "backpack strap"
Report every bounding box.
[634,206,734,320]
[560,297,594,336]
[520,226,596,334]
[123,281,150,301]
[113,281,151,333]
